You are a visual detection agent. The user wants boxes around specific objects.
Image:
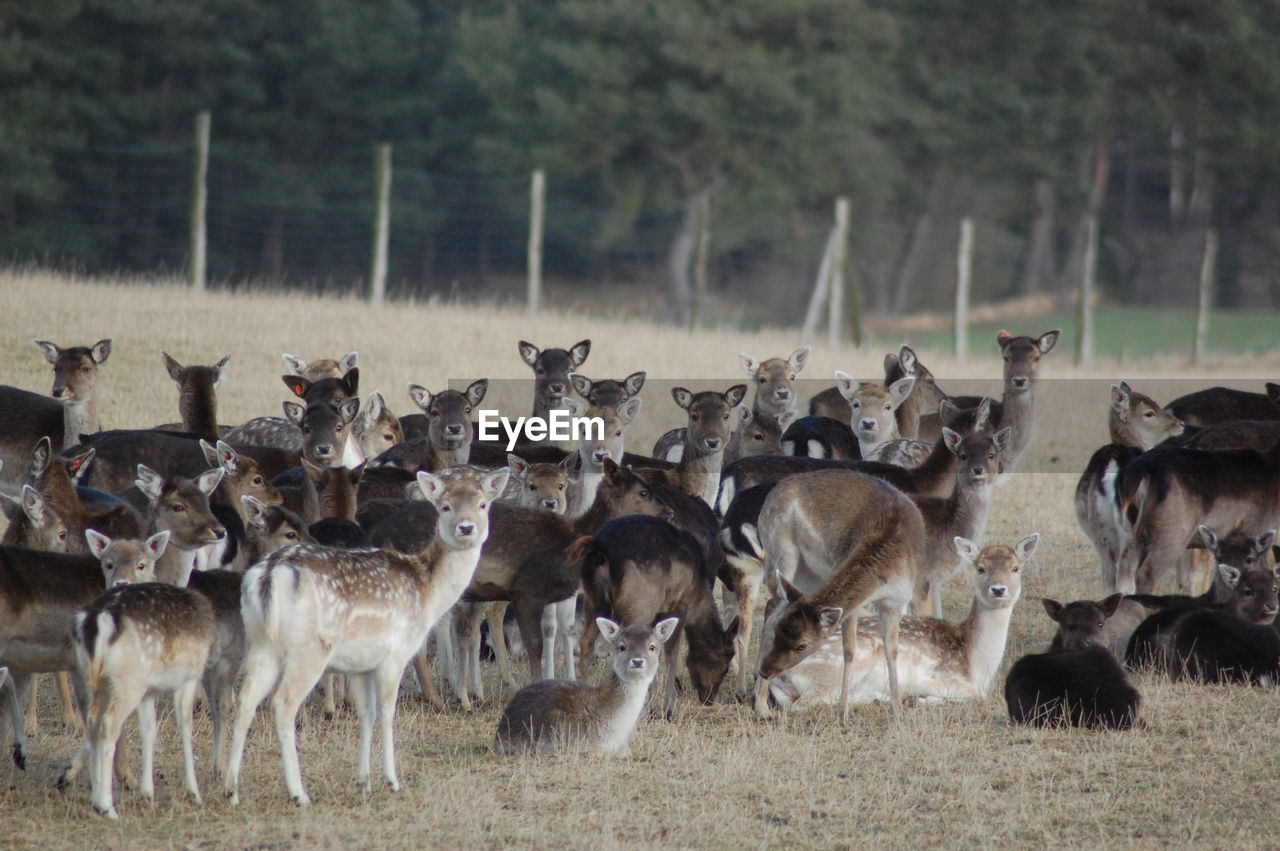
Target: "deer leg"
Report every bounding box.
[879,607,902,715]
[224,647,282,806]
[556,597,578,681]
[375,664,403,792]
[23,675,39,738]
[661,628,682,721]
[514,601,545,680]
[271,657,328,806]
[136,696,158,803]
[347,671,374,791]
[539,603,559,680]
[733,575,760,697]
[175,679,203,805]
[838,616,856,726]
[89,700,126,820]
[5,671,32,770]
[578,616,599,675]
[411,648,444,711]
[483,602,516,687]
[56,671,81,732]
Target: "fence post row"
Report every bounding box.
[370,143,392,305]
[954,216,973,361]
[528,169,545,315]
[1193,228,1218,366]
[1076,215,1097,366]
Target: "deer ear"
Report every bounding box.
[1256,530,1277,553]
[1218,564,1243,589]
[213,354,231,389]
[507,453,531,479]
[974,397,993,431]
[33,339,60,365]
[1041,598,1064,622]
[466,378,489,406]
[283,375,311,399]
[162,351,184,383]
[1196,525,1219,552]
[596,617,621,642]
[898,345,917,374]
[407,383,432,411]
[942,427,963,454]
[365,391,386,420]
[725,384,748,408]
[91,339,112,364]
[482,468,511,501]
[1038,329,1061,354]
[135,465,164,501]
[282,353,307,376]
[338,351,359,374]
[570,373,592,398]
[416,471,445,504]
[779,574,804,603]
[84,528,112,558]
[569,339,591,367]
[671,387,694,410]
[624,371,646,396]
[653,616,680,644]
[1099,593,1124,618]
[199,439,218,466]
[888,376,915,407]
[953,536,980,564]
[341,367,359,396]
[564,395,588,418]
[993,427,1012,453]
[617,396,642,424]
[834,370,857,398]
[1109,383,1129,414]
[517,340,540,367]
[996,330,1012,346]
[1014,532,1040,562]
[739,353,760,378]
[241,494,268,528]
[339,397,361,424]
[789,346,811,373]
[196,467,225,496]
[777,409,799,432]
[817,607,844,632]
[145,530,170,560]
[1268,382,1280,408]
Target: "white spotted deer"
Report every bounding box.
[224,467,509,806]
[768,533,1035,711]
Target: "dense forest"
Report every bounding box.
[3,0,1280,318]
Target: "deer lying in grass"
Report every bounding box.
[755,469,927,721]
[767,534,1034,711]
[1075,382,1185,594]
[1005,593,1143,729]
[494,616,677,756]
[70,581,216,819]
[224,467,509,806]
[573,515,738,716]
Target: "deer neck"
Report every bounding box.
[180,388,218,441]
[592,669,654,749]
[321,468,357,521]
[61,398,97,450]
[999,387,1036,464]
[909,438,956,496]
[412,534,485,631]
[154,541,205,587]
[676,445,725,508]
[948,479,993,545]
[960,600,1015,697]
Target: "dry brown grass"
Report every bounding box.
[2,269,1280,848]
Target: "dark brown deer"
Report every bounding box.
[373,379,487,471]
[755,469,928,721]
[519,338,591,421]
[570,371,646,410]
[282,351,358,382]
[156,352,232,440]
[1005,594,1143,729]
[493,616,677,756]
[1164,383,1280,428]
[573,515,738,716]
[640,385,747,508]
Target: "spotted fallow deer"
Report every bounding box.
[224,467,509,806]
[754,469,927,722]
[0,338,112,492]
[1075,382,1185,594]
[768,534,1035,711]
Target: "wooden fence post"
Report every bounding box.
[527,169,545,315]
[189,111,210,292]
[1193,228,1218,366]
[1076,215,1097,366]
[827,197,850,347]
[370,143,391,305]
[954,217,974,360]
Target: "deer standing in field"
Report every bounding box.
[808,345,946,439]
[836,372,916,459]
[0,529,169,774]
[573,515,738,716]
[0,338,111,492]
[1076,382,1186,594]
[768,534,1035,711]
[520,338,591,422]
[754,469,927,721]
[372,380,487,471]
[224,467,509,806]
[643,385,747,508]
[134,464,226,586]
[70,580,215,818]
[494,616,677,756]
[1005,593,1143,729]
[920,329,1060,481]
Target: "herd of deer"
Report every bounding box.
[0,327,1277,818]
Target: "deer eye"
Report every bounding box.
[479,502,487,510]
[1143,410,1155,418]
[648,643,657,652]
[690,414,699,422]
[57,530,68,541]
[253,476,264,486]
[788,374,796,381]
[136,562,146,572]
[557,483,565,491]
[285,531,298,540]
[528,483,537,491]
[615,429,623,437]
[758,376,767,383]
[440,504,451,513]
[722,412,729,420]
[172,504,186,513]
[639,490,649,498]
[464,407,471,415]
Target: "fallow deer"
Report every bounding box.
[133,464,226,586]
[0,338,111,492]
[352,391,403,464]
[156,352,232,440]
[808,345,945,439]
[573,515,738,716]
[494,616,678,756]
[1005,593,1143,729]
[519,338,591,422]
[224,467,509,806]
[1164,383,1280,428]
[1075,382,1185,594]
[836,372,915,459]
[919,329,1061,480]
[754,469,928,721]
[570,371,646,410]
[71,581,215,818]
[768,534,1035,711]
[372,379,487,471]
[780,415,859,460]
[282,350,358,382]
[640,385,747,508]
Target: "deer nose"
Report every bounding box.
[213,526,227,540]
[315,444,333,456]
[704,436,722,450]
[859,419,876,431]
[971,467,985,477]
[630,657,645,669]
[592,448,611,463]
[1011,376,1029,389]
[1265,602,1278,614]
[51,387,65,399]
[775,389,791,400]
[445,424,463,436]
[990,585,1007,598]
[456,521,476,537]
[548,382,565,395]
[542,498,558,510]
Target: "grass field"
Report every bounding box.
[1,269,1279,848]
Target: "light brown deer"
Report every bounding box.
[740,346,810,420]
[769,533,1035,711]
[494,616,677,755]
[835,372,915,459]
[70,581,215,818]
[754,469,927,721]
[224,467,509,806]
[133,464,226,586]
[0,338,111,492]
[808,344,945,439]
[282,350,358,382]
[642,385,747,508]
[352,391,403,464]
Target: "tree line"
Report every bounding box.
[3,0,1279,316]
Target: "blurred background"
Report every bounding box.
[4,0,1279,334]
